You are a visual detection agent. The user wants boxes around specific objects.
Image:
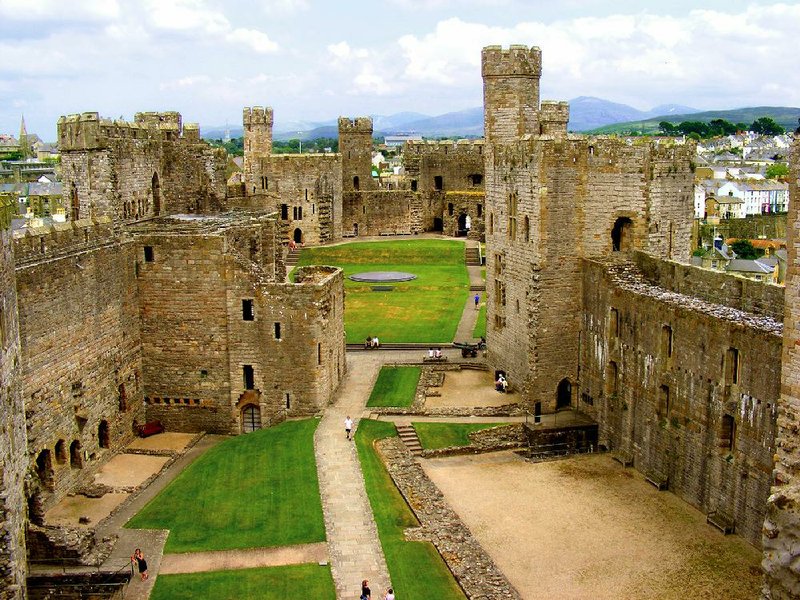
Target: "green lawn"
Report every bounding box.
[355,420,466,600]
[151,564,335,600]
[126,419,325,553]
[296,240,468,343]
[367,366,421,407]
[413,422,506,450]
[472,302,486,338]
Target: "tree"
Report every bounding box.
[766,163,790,179]
[750,117,785,136]
[730,239,759,259]
[659,121,677,135]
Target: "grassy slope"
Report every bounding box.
[151,564,335,600]
[355,420,466,600]
[472,302,486,338]
[413,422,505,450]
[126,419,325,553]
[297,240,468,343]
[367,366,421,407]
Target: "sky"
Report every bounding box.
[1,0,798,139]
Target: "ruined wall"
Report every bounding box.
[58,112,226,223]
[339,117,375,193]
[442,192,485,239]
[763,136,800,599]
[0,223,27,599]
[14,219,144,514]
[403,140,485,194]
[260,154,343,245]
[342,190,420,236]
[580,258,780,547]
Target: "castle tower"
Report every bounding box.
[243,106,273,196]
[481,45,542,144]
[339,117,375,192]
[763,136,800,598]
[0,200,28,599]
[18,115,30,159]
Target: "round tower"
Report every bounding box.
[481,45,542,144]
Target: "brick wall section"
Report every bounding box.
[402,140,485,194]
[58,112,227,223]
[0,226,26,599]
[342,190,419,236]
[633,251,785,320]
[763,136,800,599]
[14,219,145,514]
[580,258,781,546]
[442,191,485,239]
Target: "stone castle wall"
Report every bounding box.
[581,258,781,546]
[0,225,27,599]
[339,117,375,193]
[14,220,145,514]
[442,191,485,239]
[403,140,485,194]
[763,136,800,599]
[59,112,227,223]
[342,190,421,236]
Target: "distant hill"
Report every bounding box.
[589,106,800,135]
[566,97,700,132]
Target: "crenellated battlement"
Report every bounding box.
[338,117,373,135]
[12,216,118,265]
[539,101,569,136]
[482,44,541,78]
[243,106,274,127]
[405,139,485,157]
[58,111,202,151]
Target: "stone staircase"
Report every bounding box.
[395,424,423,456]
[286,248,301,268]
[465,246,481,266]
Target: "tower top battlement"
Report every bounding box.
[57,111,201,150]
[338,117,373,135]
[482,45,542,78]
[243,106,274,127]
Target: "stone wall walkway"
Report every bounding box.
[315,352,391,599]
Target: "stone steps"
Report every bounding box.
[395,424,423,456]
[285,249,301,267]
[465,247,481,266]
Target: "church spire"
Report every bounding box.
[18,115,30,159]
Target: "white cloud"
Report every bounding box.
[259,0,309,13]
[328,42,370,64]
[226,28,278,53]
[352,64,392,95]
[0,0,120,21]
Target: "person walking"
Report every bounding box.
[131,548,148,581]
[345,416,353,440]
[384,588,395,600]
[474,293,480,309]
[361,579,371,599]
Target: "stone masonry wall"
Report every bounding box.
[14,220,144,514]
[402,140,485,194]
[580,258,781,546]
[442,191,485,239]
[0,226,27,599]
[763,135,800,599]
[339,117,375,193]
[342,190,420,236]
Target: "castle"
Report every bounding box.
[0,44,798,598]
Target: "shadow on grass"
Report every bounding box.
[355,420,466,600]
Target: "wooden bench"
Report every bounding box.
[707,511,735,535]
[612,452,633,467]
[371,286,394,292]
[137,420,164,438]
[645,471,668,491]
[423,356,448,363]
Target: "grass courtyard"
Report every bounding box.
[296,239,468,343]
[413,422,505,450]
[126,419,325,553]
[366,366,421,407]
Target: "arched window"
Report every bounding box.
[36,449,54,488]
[611,217,633,252]
[98,420,110,449]
[70,440,83,469]
[353,176,360,190]
[55,440,67,464]
[556,378,572,410]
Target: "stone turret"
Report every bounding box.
[339,117,374,192]
[243,106,274,196]
[482,45,542,144]
[539,101,569,137]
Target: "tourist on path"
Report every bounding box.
[131,548,148,581]
[384,587,395,600]
[474,293,480,309]
[345,416,353,440]
[361,579,371,599]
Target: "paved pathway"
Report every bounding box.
[315,352,391,599]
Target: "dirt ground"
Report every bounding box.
[94,454,170,488]
[127,432,196,452]
[427,369,520,408]
[422,452,762,600]
[45,492,130,528]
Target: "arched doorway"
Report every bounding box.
[611,217,633,252]
[98,420,110,449]
[152,173,161,215]
[433,217,443,232]
[353,176,360,190]
[69,440,83,469]
[293,228,303,244]
[35,449,54,489]
[242,405,261,433]
[457,213,468,235]
[556,378,572,410]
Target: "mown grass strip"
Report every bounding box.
[367,366,421,407]
[413,422,506,450]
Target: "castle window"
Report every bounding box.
[508,193,518,240]
[589,145,595,156]
[69,440,83,469]
[286,393,291,409]
[489,213,494,235]
[434,176,443,191]
[0,306,5,349]
[70,184,79,221]
[720,414,736,452]
[411,180,418,192]
[98,420,110,449]
[448,203,454,216]
[611,217,633,252]
[55,440,67,464]
[609,308,619,338]
[659,385,670,418]
[274,322,282,340]
[318,342,322,365]
[36,449,54,488]
[524,215,530,242]
[661,325,673,358]
[152,173,161,215]
[606,361,618,395]
[118,383,127,411]
[261,176,268,190]
[243,365,255,390]
[305,189,308,201]
[292,206,303,220]
[725,347,740,385]
[143,246,154,262]
[469,174,483,186]
[242,299,254,321]
[281,204,289,220]
[477,204,482,217]
[353,176,360,190]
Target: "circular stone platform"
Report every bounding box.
[349,271,417,283]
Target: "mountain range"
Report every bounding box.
[201,97,798,140]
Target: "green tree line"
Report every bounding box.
[659,116,785,138]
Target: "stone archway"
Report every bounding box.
[556,378,572,410]
[611,217,633,252]
[293,228,303,244]
[241,405,262,433]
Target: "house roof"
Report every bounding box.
[726,259,774,274]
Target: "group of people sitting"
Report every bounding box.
[364,336,380,349]
[495,373,508,393]
[427,347,444,359]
